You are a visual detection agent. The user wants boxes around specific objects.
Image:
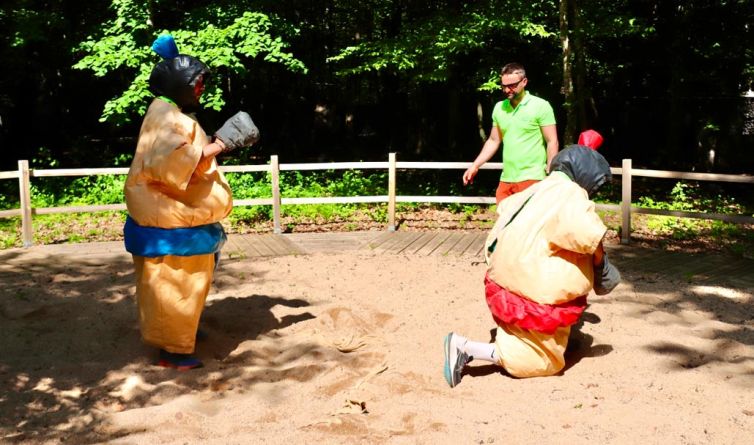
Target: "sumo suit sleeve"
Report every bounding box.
[593,253,621,295]
[545,188,607,255]
[142,113,203,192]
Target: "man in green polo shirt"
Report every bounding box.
[463,63,559,203]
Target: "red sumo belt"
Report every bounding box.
[485,273,587,335]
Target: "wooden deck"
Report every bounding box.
[222,231,488,258]
[3,231,752,290]
[221,231,754,290]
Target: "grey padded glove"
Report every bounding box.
[214,111,260,153]
[593,252,621,295]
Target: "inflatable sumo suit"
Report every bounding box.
[124,43,232,354]
[482,146,619,377]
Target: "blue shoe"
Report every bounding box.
[157,350,203,371]
[443,332,469,388]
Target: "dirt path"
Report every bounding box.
[1,243,752,444]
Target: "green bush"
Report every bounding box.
[637,181,746,239]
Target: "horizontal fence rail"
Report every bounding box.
[1,156,753,247]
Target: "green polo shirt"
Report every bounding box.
[492,91,556,182]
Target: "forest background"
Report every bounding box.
[0,0,753,249]
[1,0,753,171]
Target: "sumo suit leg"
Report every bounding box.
[133,253,215,354]
[494,324,571,378]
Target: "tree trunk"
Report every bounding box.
[559,0,577,144]
[571,0,589,133]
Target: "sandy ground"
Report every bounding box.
[1,244,753,445]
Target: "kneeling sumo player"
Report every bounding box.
[443,139,620,385]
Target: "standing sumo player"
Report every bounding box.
[124,35,259,370]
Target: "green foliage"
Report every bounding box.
[225,172,273,223]
[0,218,19,249]
[328,3,556,85]
[74,1,307,124]
[29,175,126,208]
[228,169,388,225]
[637,181,745,239]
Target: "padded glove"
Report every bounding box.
[214,111,260,153]
[593,252,621,295]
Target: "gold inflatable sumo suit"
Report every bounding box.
[125,98,232,354]
[484,171,607,377]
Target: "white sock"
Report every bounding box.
[458,336,498,363]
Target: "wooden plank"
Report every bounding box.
[237,235,267,257]
[463,233,486,256]
[473,233,489,257]
[363,232,397,250]
[35,204,127,214]
[281,196,388,205]
[229,235,257,257]
[433,232,464,256]
[285,232,382,253]
[391,232,426,254]
[18,160,33,247]
[219,165,270,173]
[271,155,281,234]
[624,252,682,272]
[414,232,453,256]
[396,196,496,205]
[0,209,21,218]
[32,167,129,177]
[458,233,486,257]
[700,259,754,282]
[610,248,670,269]
[267,234,305,255]
[726,274,754,289]
[388,153,396,231]
[223,236,248,259]
[621,159,632,244]
[255,234,293,256]
[404,232,439,255]
[448,233,479,256]
[631,207,754,225]
[373,232,413,253]
[396,161,503,171]
[661,254,730,277]
[631,169,754,183]
[280,162,389,171]
[232,198,273,206]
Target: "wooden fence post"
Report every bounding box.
[18,160,33,247]
[388,152,396,231]
[621,158,632,244]
[271,155,282,234]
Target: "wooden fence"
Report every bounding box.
[1,155,753,247]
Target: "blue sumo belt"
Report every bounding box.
[124,216,226,257]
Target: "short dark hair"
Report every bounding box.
[501,63,526,78]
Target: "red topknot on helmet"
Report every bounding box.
[578,129,604,151]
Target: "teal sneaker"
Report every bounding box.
[443,332,469,388]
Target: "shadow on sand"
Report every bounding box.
[0,251,322,444]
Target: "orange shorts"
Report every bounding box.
[495,179,539,204]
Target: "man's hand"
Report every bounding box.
[464,126,502,185]
[463,164,479,185]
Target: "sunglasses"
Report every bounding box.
[501,78,525,91]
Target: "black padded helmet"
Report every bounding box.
[148,55,209,112]
[550,146,612,197]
